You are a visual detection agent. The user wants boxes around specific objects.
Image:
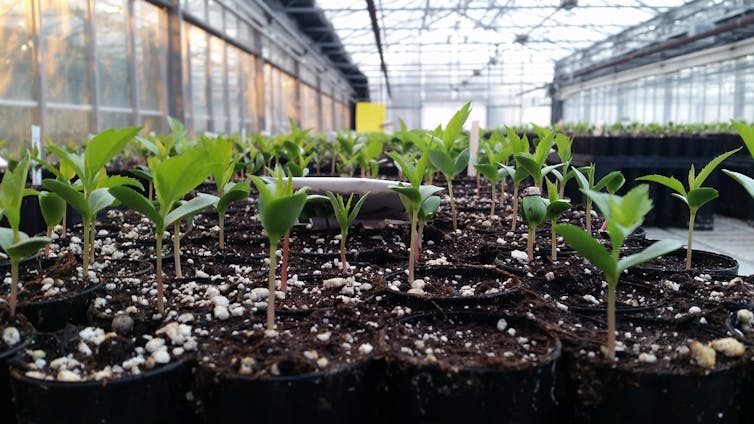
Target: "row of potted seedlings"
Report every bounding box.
[1,107,754,423]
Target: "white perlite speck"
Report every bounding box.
[688,306,702,314]
[544,272,555,282]
[358,343,373,355]
[496,318,508,332]
[2,327,20,347]
[638,353,657,363]
[57,370,82,382]
[145,338,165,353]
[152,350,171,364]
[511,250,528,264]
[214,305,230,320]
[710,338,745,357]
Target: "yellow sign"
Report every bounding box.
[356,102,387,132]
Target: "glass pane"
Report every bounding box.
[101,111,131,129]
[41,0,91,105]
[95,0,130,109]
[241,52,258,132]
[140,114,166,135]
[281,72,299,128]
[209,36,226,133]
[321,94,333,132]
[0,107,34,154]
[187,25,208,132]
[227,46,240,134]
[300,84,319,131]
[207,0,223,31]
[183,0,205,20]
[134,1,167,114]
[0,1,34,102]
[47,108,92,144]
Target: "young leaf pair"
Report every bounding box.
[556,185,682,361]
[250,169,309,331]
[638,147,740,270]
[326,192,369,275]
[42,127,144,275]
[0,158,52,316]
[520,181,571,263]
[388,151,444,283]
[428,102,471,231]
[109,146,218,315]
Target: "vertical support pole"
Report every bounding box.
[167,0,186,126]
[467,120,480,177]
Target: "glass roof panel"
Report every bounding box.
[314,0,691,112]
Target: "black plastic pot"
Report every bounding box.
[16,283,103,332]
[384,311,562,423]
[563,352,745,423]
[195,358,379,423]
[632,248,739,277]
[10,353,198,424]
[382,264,519,309]
[0,339,30,424]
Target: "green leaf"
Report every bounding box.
[636,174,686,196]
[723,169,754,199]
[418,185,445,200]
[348,193,369,223]
[390,184,421,205]
[165,194,218,228]
[694,148,741,188]
[99,175,144,190]
[546,199,572,220]
[4,233,51,260]
[134,136,161,157]
[442,102,471,149]
[732,121,754,159]
[453,148,470,176]
[514,153,541,180]
[556,224,617,279]
[217,182,250,214]
[521,195,547,227]
[533,131,555,165]
[554,133,572,163]
[88,188,116,218]
[42,179,88,217]
[571,167,589,191]
[0,228,14,254]
[151,147,213,211]
[545,177,559,202]
[476,163,502,184]
[47,145,84,182]
[604,172,625,194]
[84,127,141,181]
[686,187,718,210]
[594,171,624,192]
[258,190,309,243]
[419,195,441,220]
[109,186,162,229]
[38,191,66,229]
[617,239,683,274]
[0,157,30,230]
[129,166,153,182]
[428,149,455,176]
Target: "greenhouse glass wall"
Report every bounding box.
[0,0,359,150]
[554,0,754,124]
